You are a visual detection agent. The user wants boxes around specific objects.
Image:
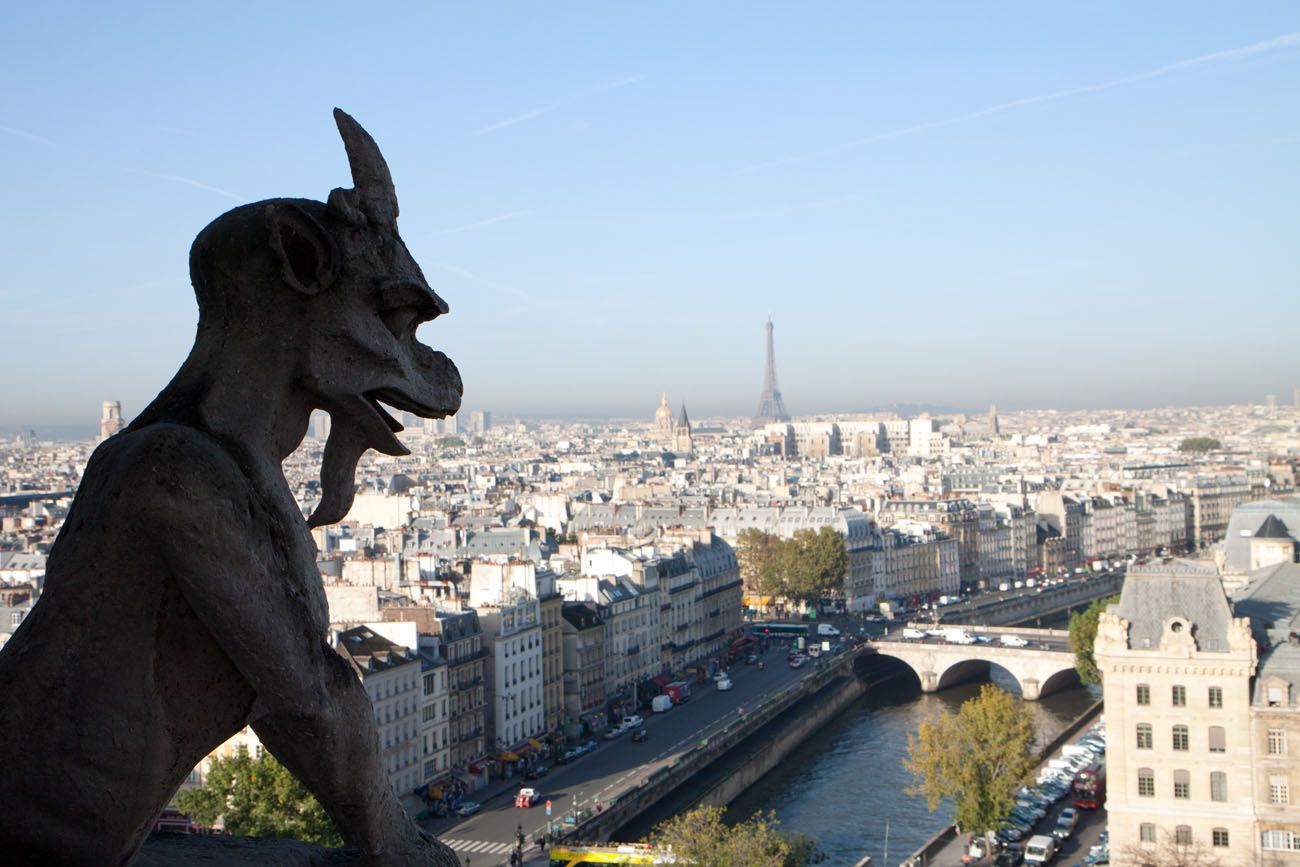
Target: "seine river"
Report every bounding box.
[724,670,1100,866]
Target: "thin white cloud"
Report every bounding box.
[124,168,244,200]
[475,105,560,136]
[437,210,533,234]
[474,73,648,136]
[424,260,532,302]
[0,125,76,153]
[598,74,650,92]
[742,31,1300,174]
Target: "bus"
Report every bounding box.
[1073,764,1105,809]
[749,622,809,638]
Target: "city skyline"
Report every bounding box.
[2,3,1299,425]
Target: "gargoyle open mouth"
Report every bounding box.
[366,387,443,430]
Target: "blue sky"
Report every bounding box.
[2,2,1298,425]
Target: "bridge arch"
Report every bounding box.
[867,640,1078,701]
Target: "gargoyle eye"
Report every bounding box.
[380,306,420,341]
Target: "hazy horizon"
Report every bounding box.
[3,3,1298,426]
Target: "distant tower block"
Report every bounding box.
[989,402,1000,435]
[1295,386,1300,408]
[99,401,123,440]
[1266,394,1278,411]
[754,319,791,423]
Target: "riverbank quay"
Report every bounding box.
[930,572,1123,628]
[898,698,1104,867]
[546,642,881,845]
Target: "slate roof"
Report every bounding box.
[1115,560,1230,652]
[1256,514,1293,540]
[1232,562,1300,704]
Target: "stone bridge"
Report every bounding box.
[868,626,1079,700]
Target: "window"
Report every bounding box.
[1137,684,1150,705]
[1174,769,1190,799]
[1211,771,1227,802]
[1140,823,1157,843]
[1173,684,1187,706]
[1138,768,1155,797]
[1207,725,1225,753]
[1271,775,1290,805]
[1262,830,1300,851]
[1212,829,1229,848]
[1209,686,1223,708]
[1269,728,1287,756]
[1173,725,1189,751]
[1270,686,1286,706]
[1175,826,1192,846]
[1137,723,1153,749]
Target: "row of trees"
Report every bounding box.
[175,748,821,864]
[735,527,848,605]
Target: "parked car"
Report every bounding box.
[995,843,1024,866]
[604,726,623,739]
[622,714,644,728]
[1054,806,1079,839]
[524,764,549,780]
[716,678,734,691]
[789,656,805,668]
[456,801,481,818]
[631,728,648,742]
[902,628,927,640]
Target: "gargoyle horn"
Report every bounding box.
[330,108,398,226]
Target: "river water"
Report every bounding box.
[724,669,1100,866]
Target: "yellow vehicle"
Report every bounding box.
[548,843,674,865]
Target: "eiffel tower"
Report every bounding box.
[754,319,790,423]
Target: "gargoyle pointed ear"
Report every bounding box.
[330,108,398,226]
[266,203,340,296]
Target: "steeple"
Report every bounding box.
[678,402,690,429]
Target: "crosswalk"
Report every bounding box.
[442,837,518,856]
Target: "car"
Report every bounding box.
[745,653,760,664]
[995,844,1025,866]
[631,728,648,742]
[524,764,549,780]
[604,726,623,739]
[622,715,643,729]
[1000,634,1029,647]
[1053,817,1077,840]
[456,801,481,817]
[556,750,577,765]
[716,678,734,691]
[789,656,805,668]
[713,669,729,682]
[515,787,540,808]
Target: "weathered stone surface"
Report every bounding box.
[0,110,462,867]
[133,834,360,866]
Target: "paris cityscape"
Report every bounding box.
[3,4,1300,867]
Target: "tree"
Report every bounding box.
[736,528,782,597]
[904,684,1037,834]
[176,747,342,846]
[788,526,848,604]
[1068,594,1119,686]
[647,805,820,867]
[1119,830,1225,867]
[1177,437,1221,453]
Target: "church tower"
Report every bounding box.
[655,392,674,445]
[672,403,694,456]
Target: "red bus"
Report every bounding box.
[1073,765,1105,809]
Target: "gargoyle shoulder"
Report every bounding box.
[102,423,254,531]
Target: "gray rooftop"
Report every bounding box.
[1115,559,1230,652]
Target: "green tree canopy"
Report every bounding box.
[736,528,781,596]
[175,747,342,846]
[904,684,1038,833]
[1177,437,1220,453]
[647,805,819,867]
[784,526,848,604]
[1068,594,1120,686]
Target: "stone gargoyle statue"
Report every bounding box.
[0,109,463,867]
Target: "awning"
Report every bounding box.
[528,738,543,751]
[427,786,444,799]
[652,674,671,687]
[501,751,520,762]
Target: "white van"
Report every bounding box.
[816,623,841,636]
[1024,834,1057,864]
